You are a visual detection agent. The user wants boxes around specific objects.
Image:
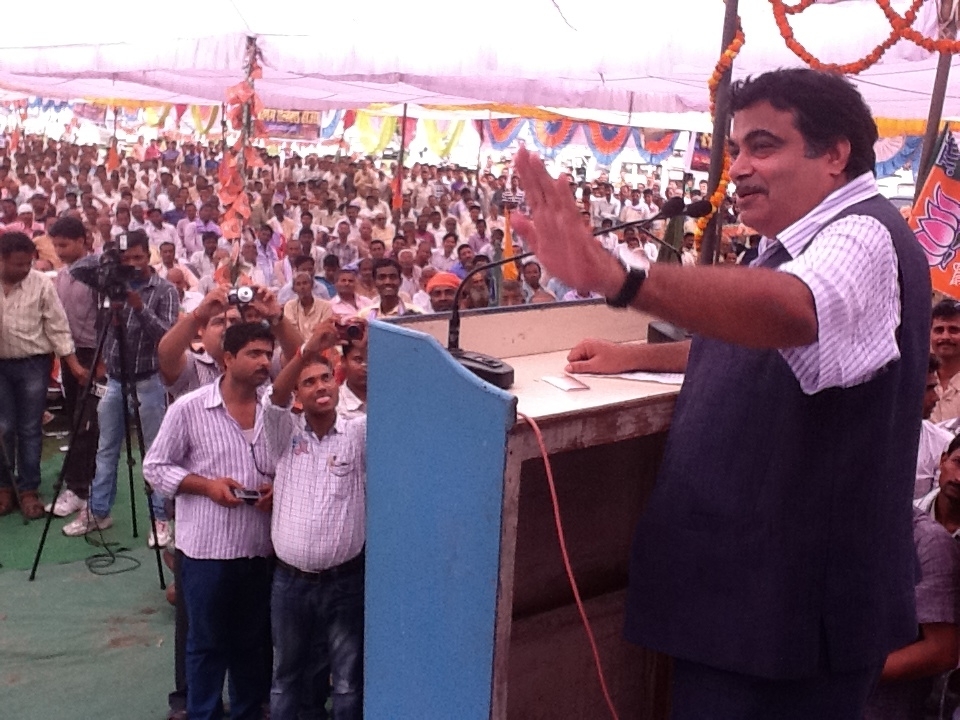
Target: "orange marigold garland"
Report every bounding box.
[695,23,745,245]
[770,0,934,75]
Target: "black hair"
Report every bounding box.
[292,254,315,270]
[730,69,877,178]
[947,434,960,458]
[322,254,340,269]
[933,299,960,321]
[930,354,942,375]
[122,229,150,253]
[443,232,458,242]
[223,322,275,356]
[49,216,86,241]
[369,239,385,249]
[201,231,219,244]
[0,231,36,257]
[372,257,401,278]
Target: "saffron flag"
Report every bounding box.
[502,208,518,281]
[910,130,960,298]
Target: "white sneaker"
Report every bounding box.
[45,489,87,518]
[62,507,113,537]
[148,520,173,549]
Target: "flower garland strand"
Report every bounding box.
[770,0,931,75]
[695,23,745,245]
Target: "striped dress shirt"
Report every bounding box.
[263,399,366,572]
[0,269,75,359]
[751,172,901,395]
[143,379,274,560]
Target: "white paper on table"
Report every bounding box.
[578,371,685,385]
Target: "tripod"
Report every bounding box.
[30,298,166,589]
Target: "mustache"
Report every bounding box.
[736,185,765,196]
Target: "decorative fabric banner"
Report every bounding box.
[584,124,632,166]
[27,97,70,113]
[874,135,923,178]
[528,120,577,157]
[189,105,220,136]
[422,120,466,159]
[354,112,397,155]
[486,118,526,150]
[633,129,680,165]
[909,131,960,298]
[72,103,108,126]
[320,110,342,139]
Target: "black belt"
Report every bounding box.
[276,552,364,583]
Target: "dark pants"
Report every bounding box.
[670,657,884,720]
[179,555,273,720]
[0,354,52,493]
[270,559,365,720]
[60,346,99,499]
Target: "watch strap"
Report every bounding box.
[605,266,647,309]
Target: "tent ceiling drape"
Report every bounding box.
[0,0,953,121]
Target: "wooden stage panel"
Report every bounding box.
[511,434,669,619]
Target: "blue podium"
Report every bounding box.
[365,303,679,719]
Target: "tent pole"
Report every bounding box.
[915,52,953,200]
[698,0,740,266]
[395,103,408,207]
[475,118,484,190]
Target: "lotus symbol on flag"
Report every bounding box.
[916,185,960,270]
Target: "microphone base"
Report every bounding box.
[449,348,515,389]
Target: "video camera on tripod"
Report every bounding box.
[68,239,138,301]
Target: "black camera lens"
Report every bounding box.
[345,324,363,340]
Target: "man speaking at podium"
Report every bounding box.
[512,69,930,719]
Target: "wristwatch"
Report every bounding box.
[605,265,647,309]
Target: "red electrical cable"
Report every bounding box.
[517,412,621,720]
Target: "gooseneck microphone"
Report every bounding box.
[446,251,535,389]
[594,197,714,238]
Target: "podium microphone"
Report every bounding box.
[447,251,534,389]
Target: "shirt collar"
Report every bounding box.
[338,383,365,412]
[755,172,879,260]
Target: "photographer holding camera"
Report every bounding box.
[62,230,179,547]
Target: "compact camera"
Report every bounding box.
[227,286,256,307]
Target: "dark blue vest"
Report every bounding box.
[624,194,931,679]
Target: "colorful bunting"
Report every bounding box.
[528,120,577,157]
[584,124,632,165]
[422,120,466,159]
[486,118,526,150]
[632,129,680,165]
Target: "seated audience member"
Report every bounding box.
[431,233,458,273]
[330,268,373,317]
[283,271,334,339]
[154,241,199,291]
[918,355,955,499]
[917,435,960,537]
[358,258,422,319]
[864,507,959,720]
[499,280,526,307]
[144,323,276,720]
[263,320,367,720]
[931,300,960,423]
[277,255,331,305]
[338,336,368,420]
[521,261,556,304]
[397,248,421,299]
[167,267,204,314]
[450,244,475,280]
[316,254,340,298]
[412,266,436,312]
[425,271,459,313]
[460,272,490,310]
[355,258,378,301]
[0,231,83,518]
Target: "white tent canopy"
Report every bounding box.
[0,0,952,120]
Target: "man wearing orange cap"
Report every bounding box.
[425,271,460,313]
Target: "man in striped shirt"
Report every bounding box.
[513,69,930,718]
[144,322,276,720]
[263,318,366,720]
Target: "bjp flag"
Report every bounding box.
[502,208,518,282]
[910,128,960,298]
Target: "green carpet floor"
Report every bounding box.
[1,415,175,719]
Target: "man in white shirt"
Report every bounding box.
[154,241,199,291]
[917,355,955,499]
[263,320,366,720]
[144,322,276,720]
[431,233,458,272]
[620,187,651,224]
[144,207,180,255]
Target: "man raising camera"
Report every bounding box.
[62,230,179,547]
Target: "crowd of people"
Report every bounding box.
[2,120,957,720]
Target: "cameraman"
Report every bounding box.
[62,230,179,547]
